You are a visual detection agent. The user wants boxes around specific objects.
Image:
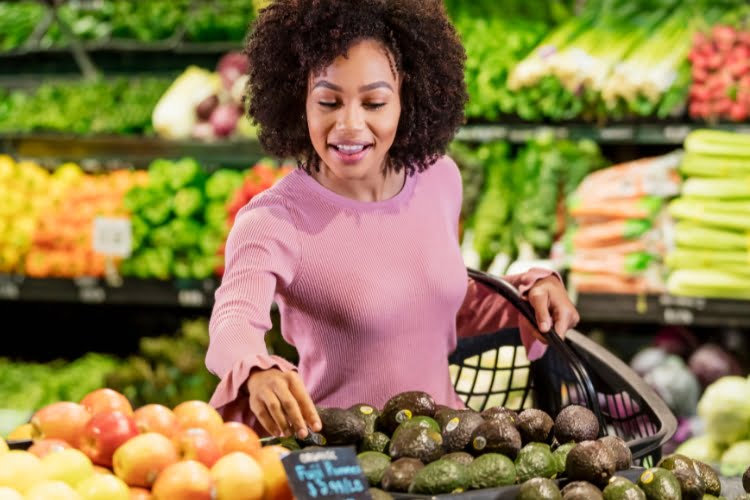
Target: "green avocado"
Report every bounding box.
[468,453,516,489]
[368,487,393,500]
[517,477,563,500]
[603,476,646,500]
[637,467,682,500]
[516,442,557,483]
[408,459,471,495]
[561,481,604,500]
[553,443,577,474]
[357,451,391,488]
[359,432,391,454]
[442,452,475,466]
[381,458,424,492]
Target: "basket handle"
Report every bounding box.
[466,268,606,432]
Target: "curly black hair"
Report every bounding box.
[245,0,467,175]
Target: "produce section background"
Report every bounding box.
[1,0,750,474]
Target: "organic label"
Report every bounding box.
[92,217,132,257]
[640,470,654,484]
[359,406,374,416]
[395,410,412,423]
[445,417,460,433]
[472,436,486,451]
[282,447,371,499]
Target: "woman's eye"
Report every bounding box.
[318,101,337,108]
[364,103,385,110]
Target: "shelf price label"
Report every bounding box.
[282,447,371,500]
[178,289,206,308]
[0,277,20,300]
[93,217,132,258]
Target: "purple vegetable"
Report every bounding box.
[630,347,667,377]
[688,343,743,388]
[196,95,220,121]
[217,51,250,90]
[653,326,699,357]
[210,104,241,137]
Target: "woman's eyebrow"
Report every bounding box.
[311,80,394,92]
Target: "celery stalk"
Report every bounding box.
[685,130,750,157]
[674,222,749,251]
[669,198,750,231]
[667,269,750,300]
[682,178,750,199]
[666,248,750,270]
[681,153,750,178]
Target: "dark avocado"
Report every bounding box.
[565,440,616,488]
[482,406,519,425]
[743,464,749,493]
[318,407,366,445]
[672,467,705,500]
[602,476,646,500]
[552,442,577,474]
[469,419,522,458]
[658,454,696,474]
[408,459,471,495]
[599,435,633,470]
[468,453,516,489]
[442,411,485,453]
[695,460,721,496]
[637,468,681,500]
[380,391,436,434]
[368,488,393,500]
[442,452,475,466]
[357,451,391,488]
[517,477,563,500]
[555,405,600,444]
[359,432,391,454]
[517,408,555,444]
[561,481,604,500]
[388,426,444,464]
[435,408,462,429]
[381,457,424,492]
[349,403,380,434]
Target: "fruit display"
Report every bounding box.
[0,78,170,135]
[461,135,606,273]
[152,52,257,141]
[0,388,294,500]
[666,130,750,300]
[0,1,44,52]
[689,25,750,122]
[559,151,683,295]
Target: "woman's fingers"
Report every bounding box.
[288,373,322,433]
[251,397,281,437]
[273,379,309,439]
[527,287,552,333]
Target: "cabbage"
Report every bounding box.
[697,376,750,446]
[675,434,725,464]
[720,440,750,477]
[643,355,700,417]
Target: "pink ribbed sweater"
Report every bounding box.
[206,157,553,424]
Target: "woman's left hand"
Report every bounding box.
[525,275,580,341]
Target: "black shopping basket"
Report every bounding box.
[451,269,677,465]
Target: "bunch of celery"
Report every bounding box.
[666,130,750,300]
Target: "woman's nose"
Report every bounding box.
[336,104,364,130]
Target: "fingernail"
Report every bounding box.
[297,429,308,439]
[539,321,550,331]
[313,421,322,432]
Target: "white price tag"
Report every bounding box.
[93,217,132,257]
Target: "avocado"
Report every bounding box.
[388,426,444,464]
[468,453,516,489]
[359,432,390,454]
[380,391,436,434]
[672,467,705,500]
[695,460,721,496]
[278,436,302,450]
[743,465,749,492]
[637,468,681,500]
[553,442,577,474]
[442,452,474,466]
[357,451,391,487]
[318,407,366,445]
[565,441,616,488]
[561,481,604,500]
[442,411,485,453]
[518,408,555,444]
[482,406,519,425]
[555,405,600,444]
[517,478,563,500]
[400,416,441,434]
[516,442,558,482]
[381,458,424,492]
[435,407,461,428]
[658,454,696,474]
[368,488,393,500]
[349,403,380,434]
[469,419,522,458]
[408,459,471,495]
[603,476,646,500]
[599,436,633,470]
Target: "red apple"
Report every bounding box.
[256,446,293,500]
[133,405,178,438]
[129,487,151,500]
[113,433,179,488]
[152,460,215,500]
[81,389,134,417]
[173,427,222,468]
[31,402,91,446]
[79,411,140,467]
[210,452,264,500]
[28,438,71,459]
[216,422,261,458]
[173,401,223,437]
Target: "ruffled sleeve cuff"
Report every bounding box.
[209,353,297,426]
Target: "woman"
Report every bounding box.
[206,0,579,440]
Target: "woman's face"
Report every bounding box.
[306,39,401,182]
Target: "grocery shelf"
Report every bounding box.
[576,293,750,328]
[0,274,217,309]
[457,122,750,144]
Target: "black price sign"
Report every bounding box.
[281,447,372,500]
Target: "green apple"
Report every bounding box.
[25,480,82,500]
[42,448,94,488]
[0,450,43,493]
[76,474,130,500]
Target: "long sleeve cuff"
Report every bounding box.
[208,353,297,425]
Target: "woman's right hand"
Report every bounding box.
[247,368,322,439]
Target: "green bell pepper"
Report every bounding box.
[204,202,229,233]
[169,218,202,251]
[173,187,204,219]
[141,197,172,226]
[205,169,245,202]
[169,157,205,191]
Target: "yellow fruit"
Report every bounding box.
[6,423,32,441]
[76,474,130,500]
[0,487,23,500]
[0,155,15,181]
[0,438,7,455]
[25,480,82,500]
[0,450,42,493]
[211,452,264,500]
[42,448,95,488]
